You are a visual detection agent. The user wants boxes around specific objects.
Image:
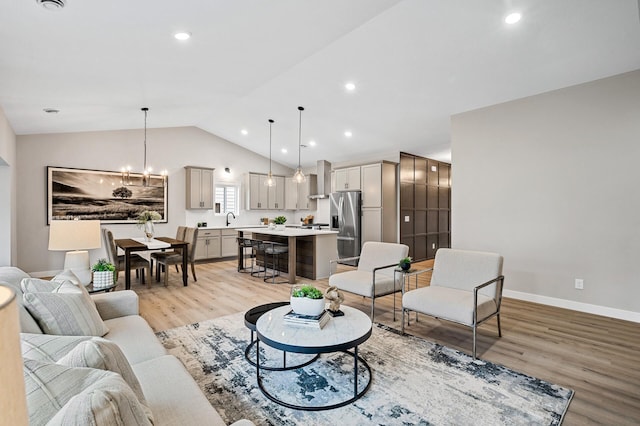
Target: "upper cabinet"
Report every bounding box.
[284,175,317,210]
[185,166,214,209]
[334,166,361,191]
[249,173,269,209]
[268,176,285,210]
[248,173,293,211]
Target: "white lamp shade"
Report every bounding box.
[0,286,29,425]
[48,220,102,251]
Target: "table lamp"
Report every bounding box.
[0,285,29,425]
[48,220,102,285]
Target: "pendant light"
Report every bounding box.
[292,106,306,183]
[121,107,167,187]
[265,119,275,187]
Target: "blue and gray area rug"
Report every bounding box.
[156,312,573,425]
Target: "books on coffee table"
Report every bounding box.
[283,310,331,329]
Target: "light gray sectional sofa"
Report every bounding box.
[0,266,253,426]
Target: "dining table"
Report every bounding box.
[114,237,189,290]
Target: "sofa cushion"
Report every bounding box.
[24,359,152,426]
[102,315,167,364]
[402,285,498,325]
[0,266,42,333]
[133,355,226,426]
[22,283,109,336]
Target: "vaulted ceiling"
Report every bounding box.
[1,0,639,167]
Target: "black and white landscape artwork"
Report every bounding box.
[47,167,167,224]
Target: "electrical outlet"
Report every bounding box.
[575,279,584,290]
[404,216,410,222]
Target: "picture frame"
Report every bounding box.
[47,166,168,224]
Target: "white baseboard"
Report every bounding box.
[503,290,640,323]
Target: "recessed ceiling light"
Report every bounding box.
[344,131,353,138]
[309,140,316,147]
[281,148,287,154]
[345,82,356,91]
[241,129,248,135]
[43,108,59,114]
[174,32,192,41]
[505,12,521,24]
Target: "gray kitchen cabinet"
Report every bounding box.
[185,166,214,209]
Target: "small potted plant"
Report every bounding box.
[398,256,412,271]
[137,210,162,241]
[92,258,116,288]
[274,215,287,231]
[290,284,325,316]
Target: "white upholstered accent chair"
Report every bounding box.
[329,241,409,321]
[402,248,505,359]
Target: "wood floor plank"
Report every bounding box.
[116,258,640,425]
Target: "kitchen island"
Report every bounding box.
[236,227,338,283]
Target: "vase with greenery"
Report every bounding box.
[398,256,412,271]
[290,284,325,316]
[137,210,161,241]
[274,215,287,230]
[91,258,116,288]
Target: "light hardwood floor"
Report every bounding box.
[122,259,640,425]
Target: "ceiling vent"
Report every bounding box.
[36,0,66,11]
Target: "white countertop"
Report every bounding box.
[236,227,338,237]
[196,225,269,230]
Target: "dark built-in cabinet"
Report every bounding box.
[399,152,451,261]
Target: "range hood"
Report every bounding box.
[309,160,331,199]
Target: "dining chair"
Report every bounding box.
[153,227,199,286]
[102,228,150,286]
[150,226,186,280]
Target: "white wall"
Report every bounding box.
[0,107,17,265]
[16,126,294,274]
[451,70,640,320]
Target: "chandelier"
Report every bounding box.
[121,107,167,187]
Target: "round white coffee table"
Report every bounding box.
[255,305,372,411]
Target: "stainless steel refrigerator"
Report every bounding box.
[330,191,362,265]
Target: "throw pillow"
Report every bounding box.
[23,359,152,426]
[20,334,153,423]
[21,277,91,298]
[51,269,81,286]
[22,288,109,336]
[57,338,153,422]
[21,334,92,363]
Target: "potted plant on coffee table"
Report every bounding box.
[290,284,325,316]
[91,258,116,288]
[274,215,287,231]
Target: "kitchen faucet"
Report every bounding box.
[226,211,236,227]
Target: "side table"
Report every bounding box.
[394,267,432,325]
[86,282,117,294]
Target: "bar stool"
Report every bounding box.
[263,241,289,284]
[237,237,258,273]
[250,239,267,278]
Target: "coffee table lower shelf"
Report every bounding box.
[255,340,372,411]
[254,305,373,411]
